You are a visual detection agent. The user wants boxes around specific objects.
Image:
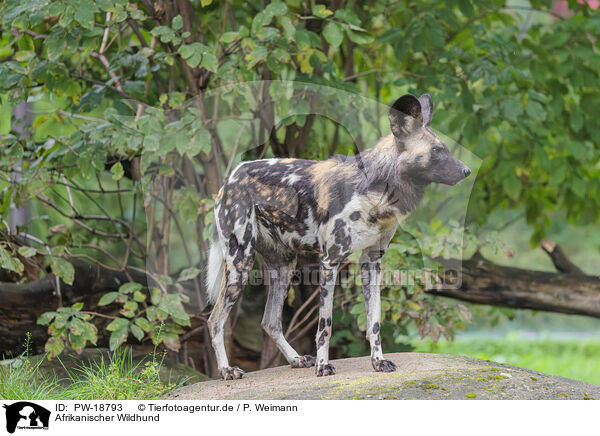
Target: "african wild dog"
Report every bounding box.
[205,93,471,379]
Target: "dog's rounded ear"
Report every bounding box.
[388,94,423,137]
[418,94,433,126]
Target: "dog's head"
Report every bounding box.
[388,93,471,185]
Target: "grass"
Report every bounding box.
[0,343,184,400]
[0,354,62,400]
[413,333,600,386]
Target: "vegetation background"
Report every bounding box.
[0,0,599,397]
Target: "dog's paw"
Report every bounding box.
[220,366,245,380]
[291,355,316,368]
[372,358,397,373]
[315,363,336,377]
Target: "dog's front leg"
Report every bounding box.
[315,260,338,376]
[360,249,396,373]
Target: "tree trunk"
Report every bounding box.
[9,101,32,234]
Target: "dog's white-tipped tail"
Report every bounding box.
[206,239,224,305]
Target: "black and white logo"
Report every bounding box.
[2,402,50,433]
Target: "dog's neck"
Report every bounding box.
[350,138,428,214]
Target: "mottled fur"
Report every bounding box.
[206,94,471,379]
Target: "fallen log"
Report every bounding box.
[0,260,146,355]
[431,251,600,318]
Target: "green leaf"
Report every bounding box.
[177,267,201,282]
[120,309,136,318]
[134,317,153,332]
[106,318,129,332]
[185,129,211,157]
[146,306,159,322]
[200,0,213,6]
[349,303,364,315]
[74,3,97,29]
[571,177,586,198]
[68,317,85,335]
[503,173,522,200]
[279,16,296,41]
[150,287,162,305]
[426,25,445,47]
[109,327,129,350]
[246,46,268,68]
[53,314,69,329]
[313,4,333,18]
[45,337,64,357]
[220,32,240,43]
[133,290,146,302]
[110,161,124,180]
[334,9,361,26]
[266,1,287,16]
[501,97,523,123]
[37,311,58,326]
[346,29,374,44]
[458,0,474,17]
[172,15,183,30]
[124,300,138,311]
[549,163,567,186]
[178,43,215,70]
[323,22,343,47]
[0,245,24,274]
[160,332,182,351]
[569,107,584,132]
[14,51,34,62]
[159,294,190,326]
[139,47,154,58]
[119,282,143,294]
[200,52,218,72]
[82,322,97,344]
[17,246,37,258]
[130,324,144,341]
[51,257,75,285]
[526,100,546,121]
[69,333,87,353]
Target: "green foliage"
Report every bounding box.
[415,334,600,385]
[37,303,98,356]
[38,282,189,356]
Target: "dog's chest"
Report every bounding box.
[322,192,404,252]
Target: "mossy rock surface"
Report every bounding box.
[165,353,599,400]
[5,348,209,386]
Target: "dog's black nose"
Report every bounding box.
[463,168,471,177]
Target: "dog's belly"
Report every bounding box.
[255,207,320,262]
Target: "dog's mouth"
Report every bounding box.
[443,165,471,186]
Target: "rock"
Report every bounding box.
[3,348,209,386]
[164,353,599,400]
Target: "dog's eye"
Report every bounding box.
[432,146,443,153]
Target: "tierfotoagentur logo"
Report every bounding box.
[2,402,50,434]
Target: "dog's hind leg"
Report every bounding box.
[207,216,256,380]
[261,260,316,368]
